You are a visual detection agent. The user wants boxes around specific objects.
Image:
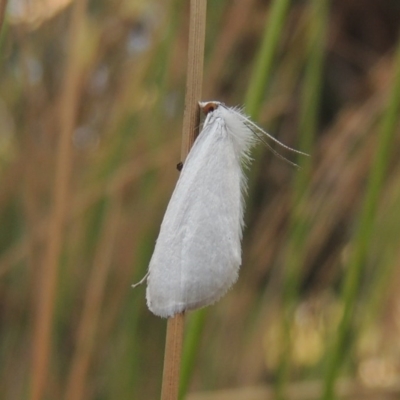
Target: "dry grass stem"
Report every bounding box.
[162,0,207,399]
[161,312,186,400]
[29,1,88,399]
[64,196,122,400]
[180,0,207,158]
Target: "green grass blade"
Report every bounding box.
[179,309,208,400]
[245,0,291,118]
[275,1,329,398]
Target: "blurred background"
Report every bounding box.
[1,0,400,399]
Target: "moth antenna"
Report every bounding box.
[227,106,309,157]
[251,128,300,169]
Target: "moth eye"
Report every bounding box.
[201,102,219,115]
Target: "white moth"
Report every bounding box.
[144,101,305,318]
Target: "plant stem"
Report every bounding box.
[161,1,207,399]
[30,1,88,399]
[180,0,207,158]
[29,0,88,398]
[162,313,186,400]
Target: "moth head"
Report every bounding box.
[198,101,221,115]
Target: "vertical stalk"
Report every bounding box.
[161,313,186,400]
[29,1,88,399]
[179,0,207,159]
[161,1,207,399]
[64,197,122,400]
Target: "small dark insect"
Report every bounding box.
[176,162,183,171]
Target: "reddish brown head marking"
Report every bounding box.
[199,101,220,115]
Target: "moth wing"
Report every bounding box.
[146,118,243,317]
